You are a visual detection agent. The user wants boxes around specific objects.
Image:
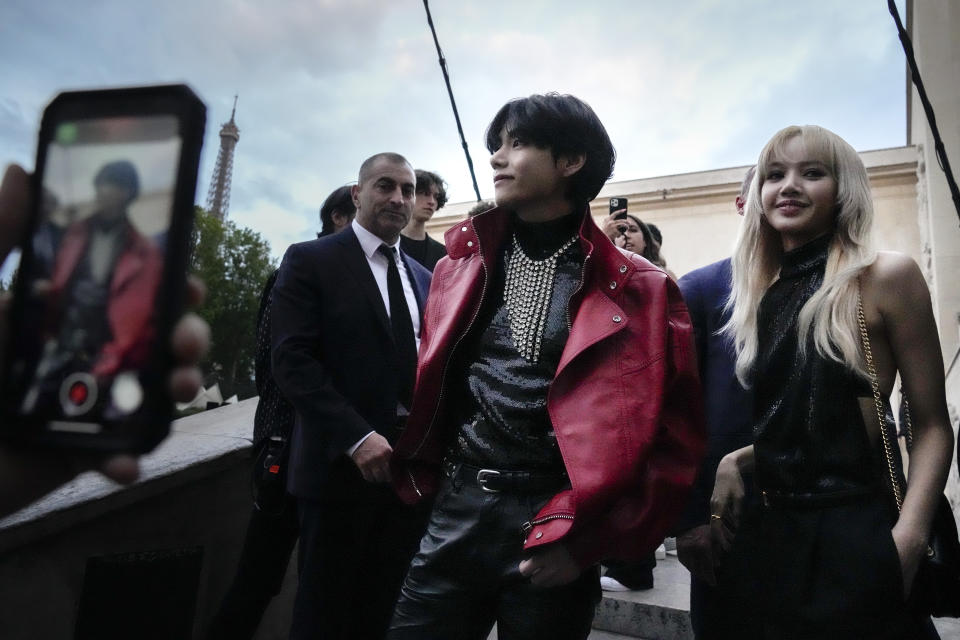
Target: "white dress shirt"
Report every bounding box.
[348,219,422,455]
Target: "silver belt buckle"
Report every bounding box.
[476,469,501,493]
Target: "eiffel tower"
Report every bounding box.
[205,95,240,220]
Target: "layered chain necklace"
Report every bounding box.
[503,233,578,363]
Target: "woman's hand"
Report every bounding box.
[892,522,928,599]
[601,212,627,243]
[710,451,747,534]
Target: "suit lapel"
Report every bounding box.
[337,227,392,338]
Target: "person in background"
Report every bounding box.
[467,200,496,218]
[208,181,357,640]
[602,212,673,277]
[399,169,448,271]
[673,167,756,638]
[272,153,432,640]
[317,185,356,238]
[645,222,676,278]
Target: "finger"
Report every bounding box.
[169,365,203,402]
[373,462,391,484]
[31,279,53,298]
[0,164,30,264]
[713,517,737,554]
[729,497,742,528]
[171,312,210,363]
[186,274,206,307]
[99,454,141,484]
[518,558,537,577]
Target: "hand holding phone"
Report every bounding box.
[1,85,206,454]
[0,163,210,517]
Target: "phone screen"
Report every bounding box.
[6,115,182,432]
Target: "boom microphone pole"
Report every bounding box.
[422,0,483,202]
[889,0,960,227]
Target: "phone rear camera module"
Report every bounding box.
[59,372,98,416]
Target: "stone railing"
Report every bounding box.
[0,398,294,640]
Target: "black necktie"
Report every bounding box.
[377,245,417,408]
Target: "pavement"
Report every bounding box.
[490,554,960,640]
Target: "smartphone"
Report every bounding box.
[609,197,628,218]
[0,84,206,453]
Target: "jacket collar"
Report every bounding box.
[443,205,639,292]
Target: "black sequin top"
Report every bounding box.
[752,234,877,498]
[448,212,583,471]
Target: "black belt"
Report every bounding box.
[443,459,568,494]
[761,487,874,510]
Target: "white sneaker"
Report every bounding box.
[655,543,667,560]
[600,576,631,592]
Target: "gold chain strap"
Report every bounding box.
[856,279,904,512]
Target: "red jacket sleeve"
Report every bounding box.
[565,281,706,567]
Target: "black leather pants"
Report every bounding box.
[387,475,600,640]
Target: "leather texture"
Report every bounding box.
[388,478,599,640]
[391,207,705,568]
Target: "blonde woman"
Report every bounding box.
[711,125,952,638]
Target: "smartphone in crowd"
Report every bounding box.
[609,197,628,218]
[0,84,206,453]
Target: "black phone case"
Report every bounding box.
[0,84,206,453]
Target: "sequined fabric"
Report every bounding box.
[752,234,876,497]
[449,212,583,471]
[253,270,296,448]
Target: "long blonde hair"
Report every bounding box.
[724,125,876,386]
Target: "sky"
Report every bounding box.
[0,0,910,265]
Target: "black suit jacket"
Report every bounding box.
[676,258,754,531]
[271,226,431,500]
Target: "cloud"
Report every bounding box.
[0,0,908,263]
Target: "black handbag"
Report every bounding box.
[857,285,960,617]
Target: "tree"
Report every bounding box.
[190,206,275,399]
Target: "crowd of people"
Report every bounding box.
[0,90,953,640]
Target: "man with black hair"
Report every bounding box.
[388,93,704,640]
[317,185,356,238]
[399,169,448,271]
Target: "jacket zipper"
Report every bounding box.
[409,233,489,458]
[520,513,576,537]
[406,469,423,498]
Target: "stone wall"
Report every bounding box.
[0,399,296,640]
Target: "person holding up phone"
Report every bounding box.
[0,163,210,519]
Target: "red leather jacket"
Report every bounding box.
[391,208,705,568]
[50,217,162,378]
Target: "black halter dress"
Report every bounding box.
[728,235,935,639]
